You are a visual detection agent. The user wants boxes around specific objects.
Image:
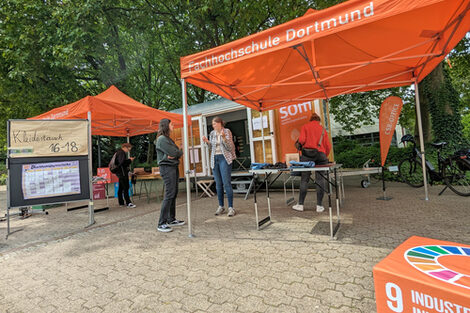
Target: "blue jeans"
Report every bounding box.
[212,154,233,208]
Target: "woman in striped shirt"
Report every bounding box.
[202,116,237,217]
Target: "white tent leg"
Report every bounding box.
[87,111,95,226]
[181,79,193,237]
[261,112,266,163]
[414,81,429,201]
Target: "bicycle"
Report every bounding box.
[398,134,470,196]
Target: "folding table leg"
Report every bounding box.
[253,177,259,230]
[143,181,149,203]
[138,181,143,199]
[266,178,272,221]
[335,168,340,214]
[328,169,334,239]
[244,178,255,200]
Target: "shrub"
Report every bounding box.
[0,174,6,185]
[334,139,444,182]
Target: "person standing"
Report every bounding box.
[155,119,185,232]
[115,143,136,208]
[292,113,332,213]
[202,117,236,217]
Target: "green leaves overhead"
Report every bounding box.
[0,0,468,159]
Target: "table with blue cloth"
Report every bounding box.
[249,163,342,239]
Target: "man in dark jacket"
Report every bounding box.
[114,143,136,208]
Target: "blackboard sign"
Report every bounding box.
[7,119,91,208]
[8,156,90,207]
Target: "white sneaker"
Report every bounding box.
[292,204,304,211]
[157,224,173,232]
[316,205,325,213]
[215,206,225,216]
[227,207,235,217]
[127,203,136,208]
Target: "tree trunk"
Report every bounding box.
[418,62,464,148]
[415,79,432,144]
[146,133,156,164]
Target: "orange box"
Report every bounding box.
[373,236,470,313]
[97,167,118,183]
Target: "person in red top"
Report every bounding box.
[292,113,332,213]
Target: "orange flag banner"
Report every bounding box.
[379,96,403,166]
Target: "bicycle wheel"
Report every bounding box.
[399,158,424,188]
[443,161,470,196]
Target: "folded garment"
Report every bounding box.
[261,162,288,169]
[251,162,271,170]
[289,161,316,168]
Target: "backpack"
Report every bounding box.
[108,152,119,174]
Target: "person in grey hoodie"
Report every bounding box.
[155,119,185,233]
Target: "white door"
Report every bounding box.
[188,116,208,177]
[247,108,277,164]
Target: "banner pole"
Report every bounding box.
[414,80,429,201]
[181,79,193,237]
[87,111,95,226]
[6,121,10,239]
[97,136,102,168]
[382,166,385,194]
[377,166,392,200]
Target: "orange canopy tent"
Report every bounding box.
[31,85,186,137]
[181,0,469,111]
[179,0,470,235]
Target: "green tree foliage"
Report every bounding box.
[0,0,468,164]
[462,113,470,141]
[448,35,470,113]
[329,87,416,134]
[421,62,466,148]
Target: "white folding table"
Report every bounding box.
[249,163,342,239]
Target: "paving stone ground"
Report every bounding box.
[0,177,469,312]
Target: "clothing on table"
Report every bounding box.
[289,161,316,168]
[114,148,132,205]
[298,120,332,156]
[298,153,329,206]
[212,154,234,208]
[251,162,288,170]
[251,162,271,170]
[158,165,179,227]
[207,128,236,168]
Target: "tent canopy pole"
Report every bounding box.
[414,80,429,201]
[87,111,95,226]
[181,79,194,237]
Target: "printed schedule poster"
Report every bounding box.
[22,161,81,199]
